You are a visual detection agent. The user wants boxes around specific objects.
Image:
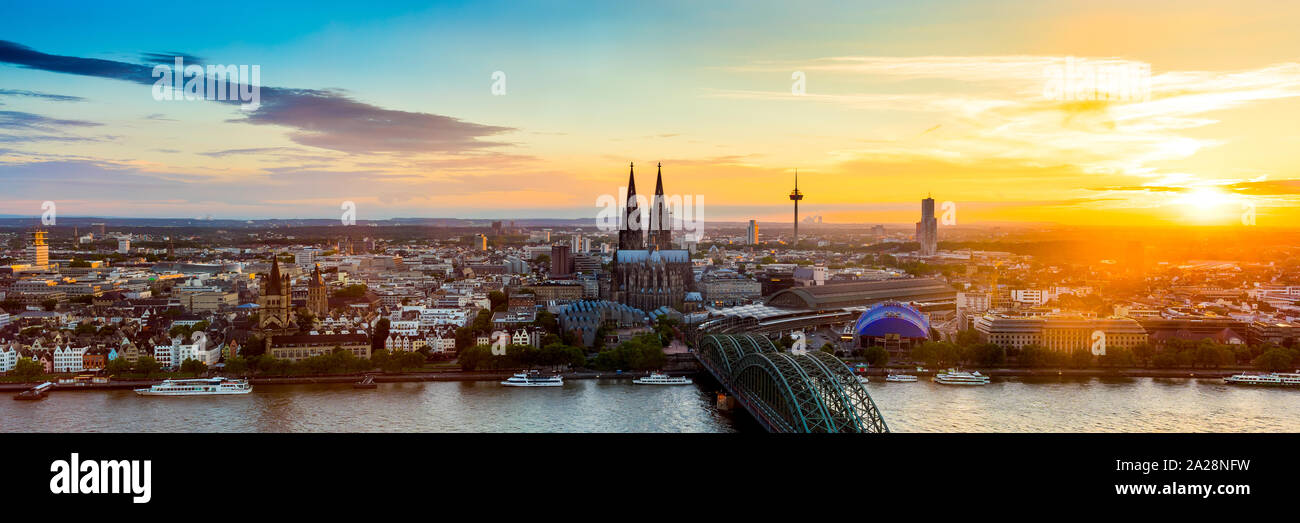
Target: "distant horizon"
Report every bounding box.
[2,214,1296,231]
[4,1,1299,227]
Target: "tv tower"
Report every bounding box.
[789,169,804,247]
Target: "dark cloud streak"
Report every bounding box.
[0,40,514,154]
[0,88,85,102]
[0,110,101,131]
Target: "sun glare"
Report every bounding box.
[1170,187,1236,224]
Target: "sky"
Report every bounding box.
[1,0,1298,226]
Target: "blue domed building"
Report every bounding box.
[852,301,931,357]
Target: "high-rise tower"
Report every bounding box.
[27,230,49,268]
[916,195,937,256]
[789,170,803,246]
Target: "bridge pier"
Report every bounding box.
[716,392,735,411]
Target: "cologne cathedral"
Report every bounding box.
[607,162,695,312]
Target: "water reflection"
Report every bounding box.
[3,378,1296,433]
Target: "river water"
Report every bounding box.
[2,377,1296,432]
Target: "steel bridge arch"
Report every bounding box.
[696,334,889,433]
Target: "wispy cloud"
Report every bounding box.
[0,88,85,102]
[0,111,100,131]
[718,55,1300,192]
[0,40,516,154]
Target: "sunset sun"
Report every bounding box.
[1171,187,1237,223]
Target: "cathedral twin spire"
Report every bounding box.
[619,162,671,251]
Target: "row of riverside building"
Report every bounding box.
[972,313,1300,352]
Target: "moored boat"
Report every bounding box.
[501,371,563,387]
[135,377,252,396]
[1223,372,1300,387]
[633,372,693,385]
[933,369,990,386]
[353,375,378,389]
[13,381,54,401]
[885,373,918,382]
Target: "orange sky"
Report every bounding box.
[1,1,1298,226]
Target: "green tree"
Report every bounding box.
[134,356,161,376]
[911,341,962,368]
[862,346,889,367]
[1253,347,1298,372]
[243,335,266,358]
[372,318,390,354]
[591,334,667,371]
[954,329,982,348]
[469,308,493,332]
[488,291,508,312]
[9,358,44,381]
[457,344,493,371]
[179,358,208,375]
[1017,345,1058,368]
[1098,346,1135,367]
[533,309,558,334]
[296,310,316,332]
[1131,343,1156,367]
[654,315,681,346]
[1152,352,1178,369]
[334,284,368,298]
[1069,348,1094,368]
[1191,341,1234,369]
[534,342,585,368]
[224,356,249,376]
[105,358,132,376]
[969,343,1006,367]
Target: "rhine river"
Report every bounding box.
[2,377,1297,432]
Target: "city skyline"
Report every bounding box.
[2,1,1300,226]
[5,3,1300,507]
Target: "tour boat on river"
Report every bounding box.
[633,372,693,385]
[135,377,252,396]
[501,371,564,387]
[933,369,991,386]
[885,373,918,383]
[1223,372,1300,387]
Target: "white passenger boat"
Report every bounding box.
[933,369,990,386]
[856,375,869,383]
[135,377,252,396]
[501,371,564,387]
[885,373,918,383]
[633,372,693,385]
[1223,372,1300,386]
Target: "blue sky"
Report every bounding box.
[2,1,1299,225]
